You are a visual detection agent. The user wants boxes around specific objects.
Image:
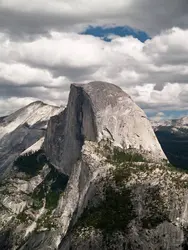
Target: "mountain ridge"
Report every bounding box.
[0,101,63,179]
[151,116,188,130]
[151,116,188,169]
[0,82,187,250]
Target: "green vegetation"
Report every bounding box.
[14,149,69,211]
[31,163,69,230]
[111,163,132,183]
[164,162,188,188]
[17,211,28,223]
[167,162,188,174]
[75,145,172,242]
[107,147,146,164]
[32,186,45,210]
[32,164,69,211]
[44,164,68,210]
[14,150,46,177]
[77,185,135,235]
[36,210,56,231]
[45,191,60,210]
[142,211,169,229]
[106,146,150,183]
[14,151,69,230]
[76,148,139,236]
[141,186,170,229]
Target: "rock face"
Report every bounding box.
[0,101,62,179]
[0,81,188,250]
[45,81,166,175]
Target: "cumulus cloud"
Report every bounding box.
[1,27,188,116]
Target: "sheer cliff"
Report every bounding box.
[0,82,187,250]
[44,81,166,175]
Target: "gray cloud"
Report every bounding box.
[0,0,188,39]
[0,83,49,99]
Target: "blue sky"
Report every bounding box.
[81,26,150,43]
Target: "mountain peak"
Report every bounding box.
[28,100,45,105]
[0,101,62,140]
[72,81,128,95]
[26,100,60,109]
[71,81,131,110]
[45,81,166,175]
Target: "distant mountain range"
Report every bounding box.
[151,117,188,169]
[151,116,188,129]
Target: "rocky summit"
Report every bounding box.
[44,81,166,175]
[0,81,188,250]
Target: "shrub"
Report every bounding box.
[110,148,146,164]
[32,164,69,211]
[141,186,170,229]
[14,150,47,177]
[45,191,60,210]
[77,184,135,235]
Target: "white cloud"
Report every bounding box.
[0,32,105,68]
[0,62,52,85]
[1,27,188,115]
[144,28,188,65]
[0,97,37,116]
